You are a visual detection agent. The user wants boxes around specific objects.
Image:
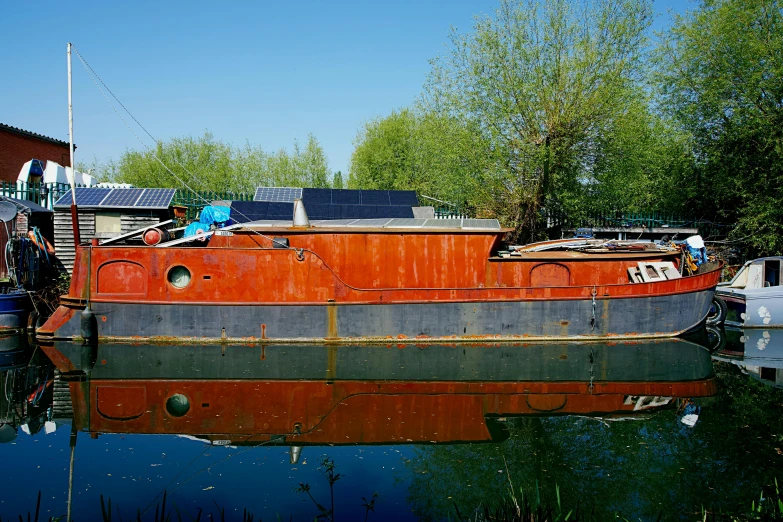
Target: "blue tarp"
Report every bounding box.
[184,206,231,238]
[685,235,707,266]
[687,245,708,266]
[200,205,231,225]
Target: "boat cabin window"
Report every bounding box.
[729,266,749,288]
[765,260,781,287]
[731,263,764,289]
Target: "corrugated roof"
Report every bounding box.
[0,196,53,214]
[0,123,72,148]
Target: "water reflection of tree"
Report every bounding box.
[405,363,783,521]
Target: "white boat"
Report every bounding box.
[714,257,783,327]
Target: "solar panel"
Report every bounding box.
[423,219,463,228]
[53,188,112,207]
[378,205,415,218]
[100,188,145,207]
[227,217,501,230]
[316,219,361,227]
[342,205,377,219]
[254,187,303,202]
[347,218,393,227]
[230,201,269,223]
[306,204,335,220]
[359,190,390,205]
[331,189,361,205]
[462,219,501,230]
[266,202,294,219]
[135,188,176,209]
[302,188,332,204]
[389,190,418,206]
[385,218,427,228]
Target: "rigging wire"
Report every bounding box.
[71,46,290,248]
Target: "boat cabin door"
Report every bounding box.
[764,260,781,288]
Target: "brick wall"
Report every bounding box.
[0,128,70,182]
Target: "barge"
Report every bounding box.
[38,217,722,343]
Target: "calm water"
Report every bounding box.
[1,329,781,521]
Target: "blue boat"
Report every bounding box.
[0,289,31,332]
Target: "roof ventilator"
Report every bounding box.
[293,199,310,227]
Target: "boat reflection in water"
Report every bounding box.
[0,335,55,444]
[43,339,717,455]
[713,326,783,387]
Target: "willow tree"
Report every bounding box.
[424,0,653,240]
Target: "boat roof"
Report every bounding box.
[235,217,505,231]
[742,256,783,263]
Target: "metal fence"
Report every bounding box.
[542,208,696,229]
[0,184,731,239]
[0,181,73,209]
[542,207,731,240]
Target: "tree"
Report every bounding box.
[424,0,654,240]
[572,97,694,216]
[348,109,487,208]
[107,131,333,193]
[348,109,419,191]
[657,0,783,254]
[332,170,344,189]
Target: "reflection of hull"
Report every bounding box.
[0,334,30,369]
[46,340,717,445]
[714,327,783,387]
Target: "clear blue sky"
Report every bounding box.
[1,0,690,181]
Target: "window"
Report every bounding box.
[95,211,122,234]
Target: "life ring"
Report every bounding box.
[27,230,55,255]
[705,296,727,325]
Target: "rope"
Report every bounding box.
[72,46,290,249]
[590,286,597,331]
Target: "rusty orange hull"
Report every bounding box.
[38,228,720,342]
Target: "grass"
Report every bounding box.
[2,474,780,521]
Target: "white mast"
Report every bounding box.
[67,42,80,245]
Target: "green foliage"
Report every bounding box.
[423,0,654,240]
[348,109,484,206]
[106,132,333,193]
[657,0,783,254]
[332,170,344,189]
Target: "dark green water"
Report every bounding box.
[0,329,781,521]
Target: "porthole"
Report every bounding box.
[167,266,192,289]
[166,394,190,417]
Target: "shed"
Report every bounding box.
[53,187,175,273]
[0,196,54,280]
